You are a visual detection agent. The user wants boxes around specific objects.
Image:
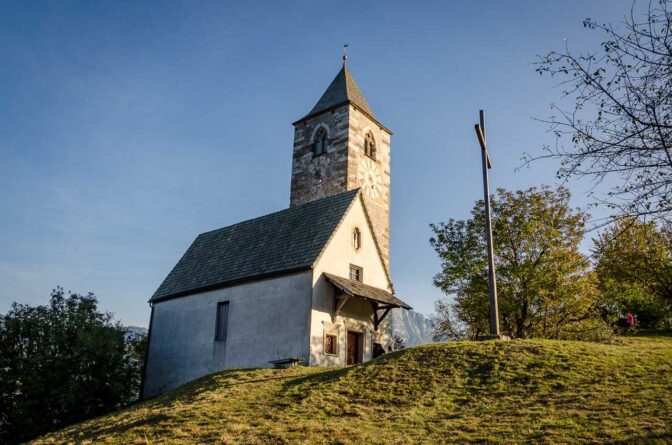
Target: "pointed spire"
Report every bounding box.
[343,43,348,68]
[296,63,377,123]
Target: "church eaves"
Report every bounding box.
[150,189,360,303]
[324,273,411,310]
[295,66,382,127]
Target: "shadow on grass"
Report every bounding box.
[73,412,170,439]
[161,369,318,405]
[280,348,414,392]
[634,329,672,337]
[281,366,351,391]
[605,431,672,444]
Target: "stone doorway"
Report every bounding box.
[346,331,362,365]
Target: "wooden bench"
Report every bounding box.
[268,358,303,369]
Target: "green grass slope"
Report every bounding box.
[34,337,672,444]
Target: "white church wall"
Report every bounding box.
[309,196,392,366]
[143,270,312,398]
[346,104,392,271]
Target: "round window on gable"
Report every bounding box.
[352,227,362,250]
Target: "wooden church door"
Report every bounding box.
[347,332,360,365]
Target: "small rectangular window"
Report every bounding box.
[324,334,337,355]
[349,265,363,282]
[215,301,229,341]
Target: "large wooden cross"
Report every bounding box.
[474,110,501,337]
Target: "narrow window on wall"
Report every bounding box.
[215,301,229,341]
[324,334,337,355]
[364,132,376,160]
[313,127,328,156]
[349,265,363,282]
[352,227,361,250]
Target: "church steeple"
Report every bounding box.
[289,62,392,271]
[295,66,378,124]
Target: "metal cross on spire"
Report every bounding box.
[343,43,349,67]
[474,110,502,338]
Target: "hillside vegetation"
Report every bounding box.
[34,336,672,444]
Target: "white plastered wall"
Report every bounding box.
[309,195,393,366]
[144,270,312,398]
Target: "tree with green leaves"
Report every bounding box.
[593,218,672,328]
[390,335,406,351]
[530,1,672,223]
[430,186,609,340]
[0,288,145,444]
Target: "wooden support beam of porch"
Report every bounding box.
[374,306,393,331]
[333,294,351,322]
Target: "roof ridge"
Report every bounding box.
[310,188,362,270]
[356,193,394,292]
[150,189,362,303]
[198,189,360,238]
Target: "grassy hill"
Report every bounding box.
[34,336,672,444]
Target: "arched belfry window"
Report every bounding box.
[364,132,376,160]
[313,127,328,156]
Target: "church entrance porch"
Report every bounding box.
[347,331,362,365]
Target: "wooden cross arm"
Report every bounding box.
[474,124,492,169]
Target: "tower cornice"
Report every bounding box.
[292,102,393,135]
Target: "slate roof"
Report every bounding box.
[296,66,378,123]
[150,190,360,303]
[325,273,412,310]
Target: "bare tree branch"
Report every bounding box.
[526,1,672,224]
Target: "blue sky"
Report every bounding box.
[0,0,639,325]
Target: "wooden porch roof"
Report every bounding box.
[324,273,412,310]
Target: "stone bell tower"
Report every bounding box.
[289,59,392,271]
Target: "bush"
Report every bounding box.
[0,287,145,444]
[430,187,608,340]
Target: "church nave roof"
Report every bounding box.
[150,189,360,303]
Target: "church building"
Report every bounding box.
[141,59,411,399]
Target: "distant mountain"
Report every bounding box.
[124,326,148,343]
[387,309,433,346]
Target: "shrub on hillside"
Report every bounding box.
[593,219,672,329]
[430,186,610,340]
[0,287,145,444]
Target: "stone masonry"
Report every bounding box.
[290,102,392,273]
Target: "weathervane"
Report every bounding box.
[343,43,349,67]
